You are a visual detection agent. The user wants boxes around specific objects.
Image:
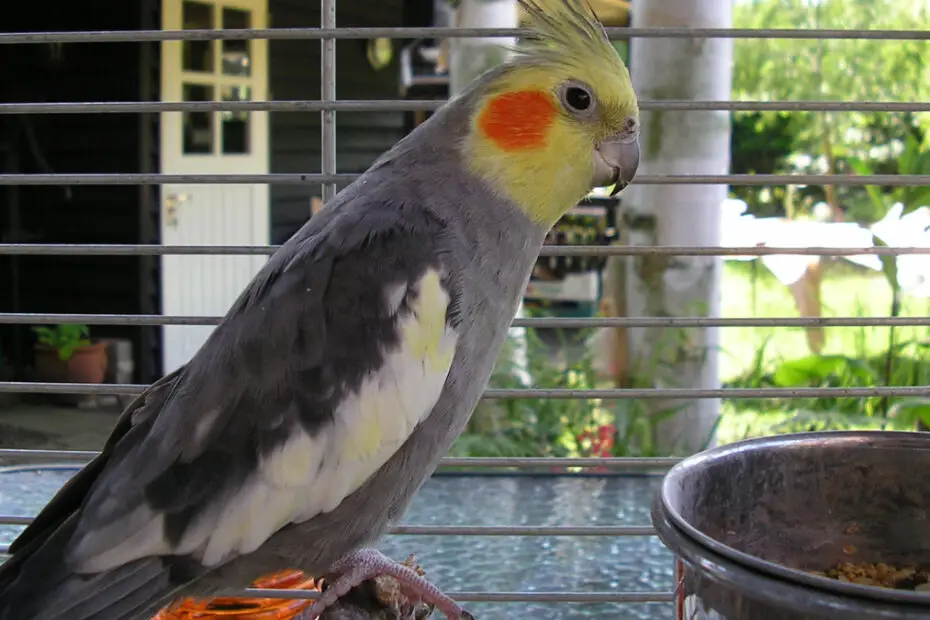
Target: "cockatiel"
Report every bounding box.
[0,0,639,618]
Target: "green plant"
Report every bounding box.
[32,324,92,361]
[733,0,930,223]
[451,324,603,458]
[729,111,799,218]
[848,134,930,222]
[722,338,930,435]
[848,134,930,416]
[449,307,670,459]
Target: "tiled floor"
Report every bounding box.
[0,402,119,452]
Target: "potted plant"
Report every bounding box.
[32,324,109,386]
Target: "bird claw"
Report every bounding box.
[298,548,473,620]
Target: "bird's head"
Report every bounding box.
[462,0,640,226]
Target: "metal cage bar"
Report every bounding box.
[2,244,930,256]
[1,172,929,185]
[4,100,930,114]
[2,27,930,43]
[320,0,337,204]
[0,451,683,469]
[1,382,928,398]
[5,313,930,328]
[0,10,929,618]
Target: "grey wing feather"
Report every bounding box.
[3,368,183,561]
[0,370,188,620]
[0,200,454,620]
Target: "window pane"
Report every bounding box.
[221,85,251,154]
[183,83,214,154]
[182,1,214,73]
[222,8,252,76]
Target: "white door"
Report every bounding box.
[160,0,269,374]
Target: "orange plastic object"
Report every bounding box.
[152,569,319,620]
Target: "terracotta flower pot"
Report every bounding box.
[34,342,109,385]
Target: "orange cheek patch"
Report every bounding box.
[478,90,558,152]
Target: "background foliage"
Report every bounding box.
[730,0,930,222]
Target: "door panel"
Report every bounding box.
[160,0,269,374]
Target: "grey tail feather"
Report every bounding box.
[17,563,180,620]
[0,558,189,620]
[0,521,197,620]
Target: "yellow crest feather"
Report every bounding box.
[514,0,621,70]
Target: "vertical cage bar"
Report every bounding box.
[321,0,337,203]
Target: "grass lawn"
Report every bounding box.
[716,258,930,444]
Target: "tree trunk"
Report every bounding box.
[618,0,734,455]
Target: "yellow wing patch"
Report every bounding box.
[402,269,456,370]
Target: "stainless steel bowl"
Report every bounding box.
[652,431,930,619]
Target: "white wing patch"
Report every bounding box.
[84,268,458,571]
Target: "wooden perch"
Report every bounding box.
[317,556,438,620]
[316,573,436,620]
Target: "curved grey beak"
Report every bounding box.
[593,133,640,196]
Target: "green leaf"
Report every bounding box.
[31,324,92,361]
[774,409,879,432]
[902,186,930,215]
[872,234,900,292]
[58,344,75,361]
[888,398,930,430]
[772,355,875,387]
[899,133,920,175]
[847,157,885,212]
[31,326,56,347]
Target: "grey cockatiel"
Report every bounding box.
[0,0,639,618]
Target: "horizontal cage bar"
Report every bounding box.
[1,27,929,44]
[0,451,681,469]
[201,589,677,604]
[0,561,673,607]
[1,244,928,257]
[1,100,929,114]
[1,173,929,186]
[1,383,927,399]
[0,514,654,538]
[3,313,930,329]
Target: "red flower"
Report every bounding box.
[575,424,616,471]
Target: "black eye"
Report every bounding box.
[565,86,592,111]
